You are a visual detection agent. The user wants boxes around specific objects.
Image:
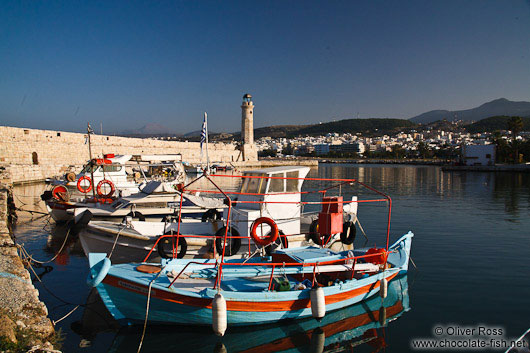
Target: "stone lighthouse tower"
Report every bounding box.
[241,93,258,161]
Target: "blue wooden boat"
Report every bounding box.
[106,273,410,352]
[88,232,412,329]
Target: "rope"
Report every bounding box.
[137,267,165,353]
[52,305,80,325]
[409,256,418,270]
[17,228,71,264]
[15,207,49,216]
[108,226,126,260]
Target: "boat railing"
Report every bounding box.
[144,172,393,290]
[162,249,394,290]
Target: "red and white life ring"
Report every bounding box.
[77,176,93,193]
[250,217,279,246]
[96,179,115,198]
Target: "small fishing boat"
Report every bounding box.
[87,171,413,335]
[88,233,412,330]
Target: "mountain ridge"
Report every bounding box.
[410,98,530,124]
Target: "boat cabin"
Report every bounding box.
[74,154,185,187]
[224,166,310,238]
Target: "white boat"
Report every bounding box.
[79,218,224,263]
[78,166,361,263]
[43,181,224,223]
[47,154,186,198]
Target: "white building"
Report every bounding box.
[462,144,495,166]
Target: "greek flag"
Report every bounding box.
[200,112,207,151]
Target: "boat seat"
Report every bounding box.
[271,246,342,264]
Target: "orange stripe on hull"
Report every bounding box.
[102,272,398,312]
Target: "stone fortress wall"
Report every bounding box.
[0,126,246,184]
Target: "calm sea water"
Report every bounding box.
[12,164,530,352]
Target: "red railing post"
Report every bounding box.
[267,265,276,291]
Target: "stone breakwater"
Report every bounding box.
[0,170,56,351]
[0,126,246,184]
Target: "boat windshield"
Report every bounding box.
[111,199,129,209]
[80,164,99,174]
[240,173,266,194]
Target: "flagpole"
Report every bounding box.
[204,112,210,173]
[87,123,96,199]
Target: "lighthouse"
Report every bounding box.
[241,94,258,161]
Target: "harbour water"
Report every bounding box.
[12,164,530,352]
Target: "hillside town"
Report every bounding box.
[255,120,529,164]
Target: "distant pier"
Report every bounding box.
[441,164,530,173]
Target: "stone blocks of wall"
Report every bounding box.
[0,126,244,183]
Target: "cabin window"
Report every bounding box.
[32,152,38,165]
[242,173,266,194]
[286,171,299,192]
[268,173,285,193]
[102,165,122,173]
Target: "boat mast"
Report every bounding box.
[87,123,96,198]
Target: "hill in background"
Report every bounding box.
[465,116,530,134]
[225,119,416,140]
[410,98,530,124]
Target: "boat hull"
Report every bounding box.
[99,270,400,326]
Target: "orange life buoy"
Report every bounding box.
[96,179,115,198]
[250,217,279,246]
[77,176,93,193]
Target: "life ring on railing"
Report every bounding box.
[250,217,279,247]
[157,234,187,259]
[340,221,357,245]
[77,176,93,193]
[215,227,241,256]
[309,219,331,246]
[86,257,111,287]
[265,230,288,255]
[51,185,69,202]
[96,179,115,198]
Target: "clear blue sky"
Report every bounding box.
[1,1,529,134]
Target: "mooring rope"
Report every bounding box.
[108,226,126,260]
[137,267,165,353]
[17,228,71,265]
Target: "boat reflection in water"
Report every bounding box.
[71,274,409,352]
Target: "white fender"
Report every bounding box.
[310,286,326,320]
[212,292,227,336]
